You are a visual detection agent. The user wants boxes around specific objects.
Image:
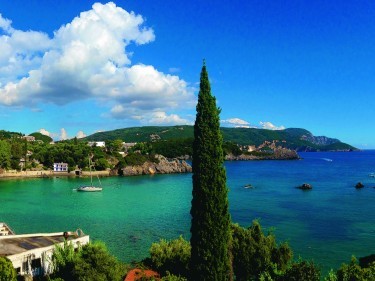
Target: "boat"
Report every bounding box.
[369,173,375,178]
[77,156,102,192]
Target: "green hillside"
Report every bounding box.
[85,126,357,152]
[29,132,53,143]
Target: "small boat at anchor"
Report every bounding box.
[77,156,102,192]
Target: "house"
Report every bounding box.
[53,163,68,172]
[0,225,89,277]
[87,141,106,147]
[22,136,35,142]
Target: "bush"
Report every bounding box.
[73,241,126,281]
[50,240,78,281]
[281,260,320,281]
[336,256,375,281]
[0,256,17,281]
[149,236,191,277]
[231,221,293,281]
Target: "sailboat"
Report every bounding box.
[77,156,103,192]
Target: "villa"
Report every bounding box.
[0,223,89,277]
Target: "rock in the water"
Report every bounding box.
[355,182,364,189]
[297,183,312,190]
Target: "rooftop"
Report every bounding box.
[0,232,87,257]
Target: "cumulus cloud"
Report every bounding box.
[147,111,192,125]
[259,121,285,130]
[39,128,51,136]
[60,128,68,140]
[76,130,86,139]
[221,118,253,128]
[0,2,195,124]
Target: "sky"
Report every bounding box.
[0,1,374,148]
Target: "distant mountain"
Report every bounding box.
[85,126,357,152]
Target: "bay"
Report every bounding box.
[0,151,374,273]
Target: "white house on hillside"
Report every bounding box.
[53,163,68,172]
[88,141,106,147]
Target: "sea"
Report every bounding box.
[0,151,374,274]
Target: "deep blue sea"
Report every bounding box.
[0,151,374,274]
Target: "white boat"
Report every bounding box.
[77,156,102,192]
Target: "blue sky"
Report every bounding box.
[0,1,374,148]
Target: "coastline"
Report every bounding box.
[0,170,111,180]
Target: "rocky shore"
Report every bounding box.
[121,155,192,176]
[225,148,299,161]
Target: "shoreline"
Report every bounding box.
[0,170,111,180]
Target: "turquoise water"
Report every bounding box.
[0,151,374,273]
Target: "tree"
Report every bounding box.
[0,256,17,281]
[190,61,231,280]
[0,140,11,169]
[73,242,125,281]
[231,221,293,281]
[51,240,78,281]
[149,236,191,277]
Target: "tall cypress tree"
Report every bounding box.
[190,61,231,280]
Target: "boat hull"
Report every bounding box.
[77,186,102,192]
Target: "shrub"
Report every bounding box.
[231,221,293,281]
[281,260,320,281]
[0,256,17,281]
[149,236,191,277]
[73,241,126,281]
[50,240,78,281]
[336,256,375,281]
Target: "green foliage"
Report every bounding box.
[124,153,149,166]
[51,240,79,281]
[94,158,109,171]
[0,140,11,169]
[0,130,23,140]
[231,221,293,281]
[190,62,231,280]
[335,256,375,281]
[72,241,125,281]
[161,272,188,281]
[29,132,53,143]
[84,125,356,152]
[130,142,153,155]
[0,256,17,281]
[106,139,124,154]
[222,141,241,156]
[151,138,193,158]
[281,260,320,281]
[149,236,191,277]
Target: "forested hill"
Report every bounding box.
[85,126,357,152]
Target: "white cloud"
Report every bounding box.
[39,128,51,136]
[0,2,195,124]
[259,121,285,130]
[60,128,68,140]
[221,118,250,127]
[147,111,192,125]
[76,130,86,139]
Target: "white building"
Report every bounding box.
[87,141,106,147]
[53,163,68,172]
[0,225,89,277]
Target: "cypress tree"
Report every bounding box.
[190,61,231,280]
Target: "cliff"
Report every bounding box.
[225,148,299,161]
[121,155,192,176]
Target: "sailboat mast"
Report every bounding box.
[89,156,93,187]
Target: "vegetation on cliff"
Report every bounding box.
[85,126,356,152]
